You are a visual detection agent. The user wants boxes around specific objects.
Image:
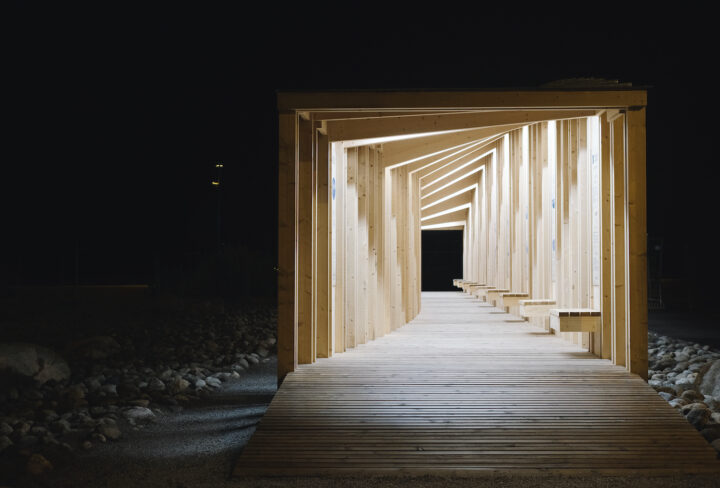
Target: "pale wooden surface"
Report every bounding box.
[236,292,719,476]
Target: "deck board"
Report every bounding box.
[235,292,720,476]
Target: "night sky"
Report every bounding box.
[4,6,717,307]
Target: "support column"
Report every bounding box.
[278,112,297,382]
[626,107,648,379]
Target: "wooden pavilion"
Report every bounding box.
[277,88,648,382]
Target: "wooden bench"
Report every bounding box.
[518,299,556,318]
[549,309,601,333]
[472,285,496,301]
[459,281,479,293]
[486,289,510,307]
[498,293,529,314]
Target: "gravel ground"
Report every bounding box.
[29,356,277,488]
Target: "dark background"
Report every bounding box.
[3,6,718,312]
[422,231,463,291]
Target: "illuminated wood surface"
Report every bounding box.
[236,293,720,476]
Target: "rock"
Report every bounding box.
[681,390,704,403]
[712,412,720,424]
[712,439,720,452]
[97,423,121,440]
[205,377,222,388]
[26,453,53,476]
[92,432,107,443]
[101,384,118,395]
[669,398,687,408]
[247,355,259,365]
[147,377,165,392]
[698,359,720,398]
[50,419,72,435]
[82,440,92,450]
[66,336,121,360]
[676,373,698,388]
[62,384,87,408]
[255,345,269,358]
[0,422,12,436]
[684,405,712,430]
[0,435,13,452]
[0,342,71,385]
[658,391,673,402]
[169,377,190,394]
[195,379,206,389]
[237,358,249,369]
[700,426,720,443]
[123,407,155,422]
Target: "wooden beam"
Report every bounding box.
[297,117,314,365]
[421,169,484,208]
[421,148,495,196]
[315,129,331,358]
[327,110,599,142]
[421,208,469,227]
[626,108,648,380]
[420,191,474,219]
[312,110,481,121]
[277,113,297,383]
[278,90,648,112]
[382,125,525,168]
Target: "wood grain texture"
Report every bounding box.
[237,292,719,476]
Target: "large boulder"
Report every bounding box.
[0,343,70,385]
[698,359,720,398]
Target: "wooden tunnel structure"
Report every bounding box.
[277,89,648,383]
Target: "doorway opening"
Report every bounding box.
[421,230,463,291]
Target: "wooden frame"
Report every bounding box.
[277,90,648,383]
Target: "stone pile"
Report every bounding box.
[0,302,277,468]
[647,331,720,453]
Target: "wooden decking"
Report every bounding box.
[235,292,720,476]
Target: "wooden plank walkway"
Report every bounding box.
[235,292,720,476]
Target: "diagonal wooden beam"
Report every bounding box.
[328,110,598,142]
[420,191,474,219]
[421,166,486,204]
[421,147,495,194]
[382,125,524,168]
[420,207,469,227]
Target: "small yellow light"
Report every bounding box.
[211,181,220,186]
[215,163,224,168]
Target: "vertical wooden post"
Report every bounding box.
[611,116,627,367]
[357,146,369,344]
[278,112,297,383]
[297,117,314,364]
[345,147,358,348]
[334,143,346,354]
[600,113,613,360]
[626,108,648,379]
[367,147,377,341]
[315,129,331,358]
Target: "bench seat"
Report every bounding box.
[549,308,601,333]
[518,299,556,318]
